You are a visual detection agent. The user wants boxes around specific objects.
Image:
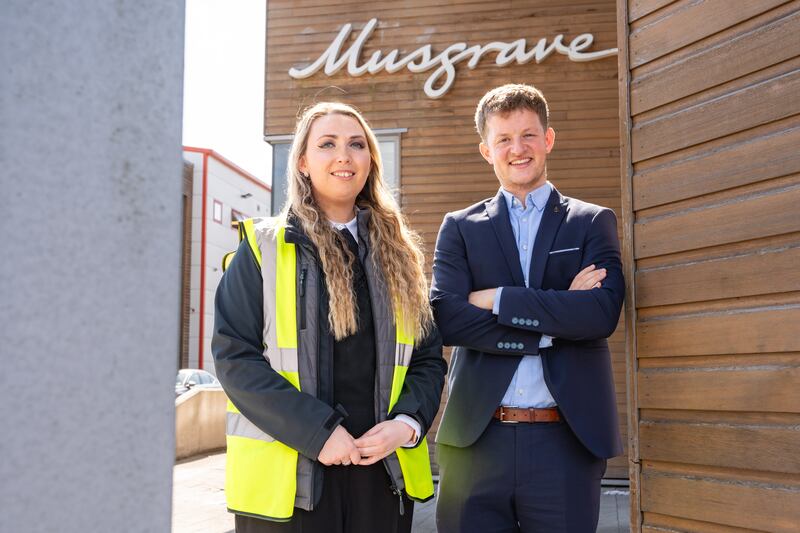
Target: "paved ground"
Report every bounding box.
[173,452,630,532]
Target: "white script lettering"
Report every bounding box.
[288,19,618,98]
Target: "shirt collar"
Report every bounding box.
[500,181,552,212]
[330,215,358,241]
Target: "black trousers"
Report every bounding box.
[234,462,414,533]
[436,419,606,533]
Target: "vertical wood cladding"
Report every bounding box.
[618,0,800,530]
[266,0,626,477]
[181,161,194,370]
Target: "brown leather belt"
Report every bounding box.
[493,406,561,423]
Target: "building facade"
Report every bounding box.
[263,1,800,529]
[183,147,272,372]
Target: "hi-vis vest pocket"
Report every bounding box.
[225,401,298,521]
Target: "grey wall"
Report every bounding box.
[1,2,184,532]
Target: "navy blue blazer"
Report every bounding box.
[431,186,624,459]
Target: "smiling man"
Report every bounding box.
[431,84,625,532]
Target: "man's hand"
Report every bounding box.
[353,420,415,465]
[468,288,497,310]
[318,425,361,466]
[569,264,606,290]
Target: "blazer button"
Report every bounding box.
[525,319,533,326]
[533,320,540,327]
[497,342,504,349]
[503,342,511,349]
[519,343,525,350]
[512,317,519,325]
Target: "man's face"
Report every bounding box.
[479,108,555,197]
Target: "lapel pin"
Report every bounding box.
[554,206,560,213]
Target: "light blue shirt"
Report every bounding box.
[492,182,557,408]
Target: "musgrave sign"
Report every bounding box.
[289,18,618,98]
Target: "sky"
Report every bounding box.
[182,0,271,184]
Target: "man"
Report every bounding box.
[431,84,624,532]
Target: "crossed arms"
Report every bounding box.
[430,208,624,352]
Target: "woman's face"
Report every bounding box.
[299,113,371,218]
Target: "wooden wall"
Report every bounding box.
[617,0,800,530]
[181,160,194,369]
[265,0,627,477]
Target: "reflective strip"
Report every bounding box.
[395,342,413,368]
[257,220,299,374]
[227,411,275,443]
[242,219,262,268]
[275,226,297,349]
[388,364,407,411]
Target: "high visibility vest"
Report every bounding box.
[223,218,434,521]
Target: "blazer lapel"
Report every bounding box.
[486,191,525,287]
[529,186,568,289]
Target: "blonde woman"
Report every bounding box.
[212,102,445,533]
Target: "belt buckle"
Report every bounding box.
[499,405,519,424]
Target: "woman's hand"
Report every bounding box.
[353,420,415,465]
[569,264,606,290]
[318,425,361,466]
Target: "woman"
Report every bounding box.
[212,102,446,533]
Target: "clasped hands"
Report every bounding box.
[318,265,606,467]
[468,264,607,310]
[317,420,415,467]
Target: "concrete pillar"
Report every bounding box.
[1,2,184,531]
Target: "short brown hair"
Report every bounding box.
[475,84,550,140]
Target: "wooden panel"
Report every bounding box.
[628,0,787,68]
[267,4,615,36]
[632,66,800,162]
[638,366,800,411]
[644,511,780,532]
[639,420,800,473]
[631,8,800,114]
[621,0,800,530]
[616,0,641,526]
[633,123,800,210]
[641,471,800,532]
[637,306,800,358]
[633,185,800,258]
[628,0,672,23]
[635,244,800,307]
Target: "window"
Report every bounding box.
[266,128,406,213]
[230,208,246,229]
[377,134,401,201]
[268,141,291,215]
[212,199,223,224]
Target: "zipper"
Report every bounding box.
[382,459,405,516]
[299,266,307,330]
[364,244,404,516]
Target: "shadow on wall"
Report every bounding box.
[175,388,227,460]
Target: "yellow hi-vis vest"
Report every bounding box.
[224,218,434,521]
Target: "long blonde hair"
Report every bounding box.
[281,102,433,342]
